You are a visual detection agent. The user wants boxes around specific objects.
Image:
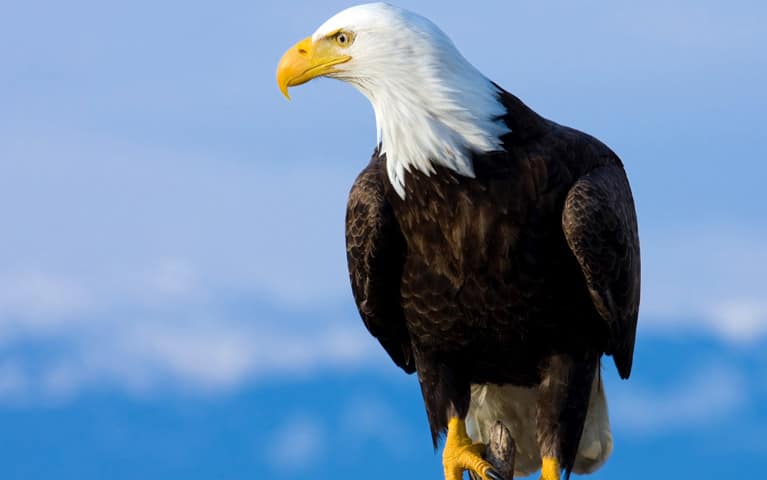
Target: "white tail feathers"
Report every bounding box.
[466,374,613,477]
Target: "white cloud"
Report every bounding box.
[266,398,419,472]
[0,321,381,403]
[705,300,767,343]
[611,365,746,435]
[267,416,326,471]
[639,227,767,343]
[40,363,84,402]
[119,324,259,390]
[0,266,386,403]
[341,396,417,456]
[110,323,376,391]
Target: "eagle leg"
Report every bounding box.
[540,457,561,480]
[443,417,503,480]
[536,353,598,480]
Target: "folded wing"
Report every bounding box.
[346,160,415,373]
[562,165,641,378]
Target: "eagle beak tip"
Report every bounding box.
[278,81,291,100]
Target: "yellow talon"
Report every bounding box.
[442,417,497,480]
[540,456,561,480]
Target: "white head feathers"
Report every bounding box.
[313,3,510,198]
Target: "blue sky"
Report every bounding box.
[1,0,766,478]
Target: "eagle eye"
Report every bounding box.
[334,31,353,47]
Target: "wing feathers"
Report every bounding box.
[562,165,640,378]
[346,159,415,373]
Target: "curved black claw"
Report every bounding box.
[486,468,505,480]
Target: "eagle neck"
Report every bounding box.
[352,68,510,199]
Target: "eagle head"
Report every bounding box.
[276,2,509,197]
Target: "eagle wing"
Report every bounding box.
[562,165,640,379]
[346,160,415,373]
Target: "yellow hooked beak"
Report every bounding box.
[276,36,351,99]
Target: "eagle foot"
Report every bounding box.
[443,417,503,480]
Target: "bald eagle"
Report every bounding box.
[277,4,639,480]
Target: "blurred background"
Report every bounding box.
[1,0,765,478]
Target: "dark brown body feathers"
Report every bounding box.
[345,91,640,475]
